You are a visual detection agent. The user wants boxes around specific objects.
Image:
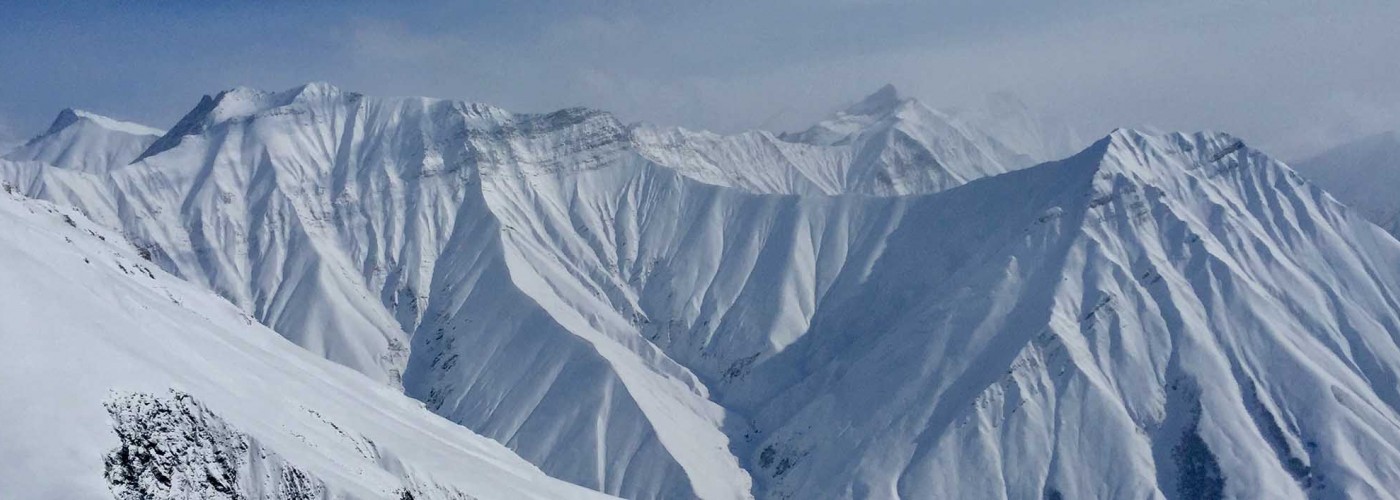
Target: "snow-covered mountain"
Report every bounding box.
[948,90,1085,163]
[4,108,163,173]
[7,82,1400,499]
[632,84,1054,195]
[462,126,1400,498]
[1293,131,1400,237]
[1,84,756,499]
[0,178,612,499]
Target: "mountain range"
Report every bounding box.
[5,82,1400,499]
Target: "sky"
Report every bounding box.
[1,0,1398,159]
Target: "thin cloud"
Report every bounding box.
[1,1,1396,158]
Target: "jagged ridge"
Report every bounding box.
[6,83,1400,500]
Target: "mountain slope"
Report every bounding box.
[1293,131,1400,238]
[2,84,755,499]
[0,177,613,500]
[4,108,162,173]
[404,121,1400,498]
[948,91,1084,163]
[630,84,1049,196]
[715,130,1400,499]
[1,82,1047,499]
[467,127,1400,498]
[9,83,1400,499]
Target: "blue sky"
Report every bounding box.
[2,1,1398,158]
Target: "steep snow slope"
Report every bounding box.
[475,128,1400,498]
[11,82,1400,499]
[0,181,612,500]
[2,82,1052,499]
[0,109,162,223]
[715,130,1400,499]
[1294,131,1400,237]
[2,84,755,499]
[4,108,162,173]
[630,84,1048,195]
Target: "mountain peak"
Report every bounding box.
[135,83,354,163]
[44,108,83,135]
[844,83,906,116]
[43,108,163,138]
[202,82,347,123]
[293,81,341,97]
[4,108,164,172]
[779,84,925,146]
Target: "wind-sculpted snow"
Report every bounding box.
[8,82,1400,499]
[0,188,612,499]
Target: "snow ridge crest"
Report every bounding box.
[41,108,164,138]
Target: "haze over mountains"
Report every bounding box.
[5,82,1400,499]
[1294,131,1400,239]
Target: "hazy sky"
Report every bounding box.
[2,1,1397,158]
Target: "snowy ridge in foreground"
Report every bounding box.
[0,185,612,499]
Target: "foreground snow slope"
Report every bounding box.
[0,183,612,499]
[1294,131,1400,238]
[9,82,1400,499]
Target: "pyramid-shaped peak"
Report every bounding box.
[844,83,908,116]
[41,108,164,137]
[44,108,83,135]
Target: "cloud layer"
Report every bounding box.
[2,1,1396,158]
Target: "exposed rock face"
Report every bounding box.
[104,391,325,500]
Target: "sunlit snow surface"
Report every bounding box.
[6,83,1400,499]
[0,187,612,499]
[3,108,162,174]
